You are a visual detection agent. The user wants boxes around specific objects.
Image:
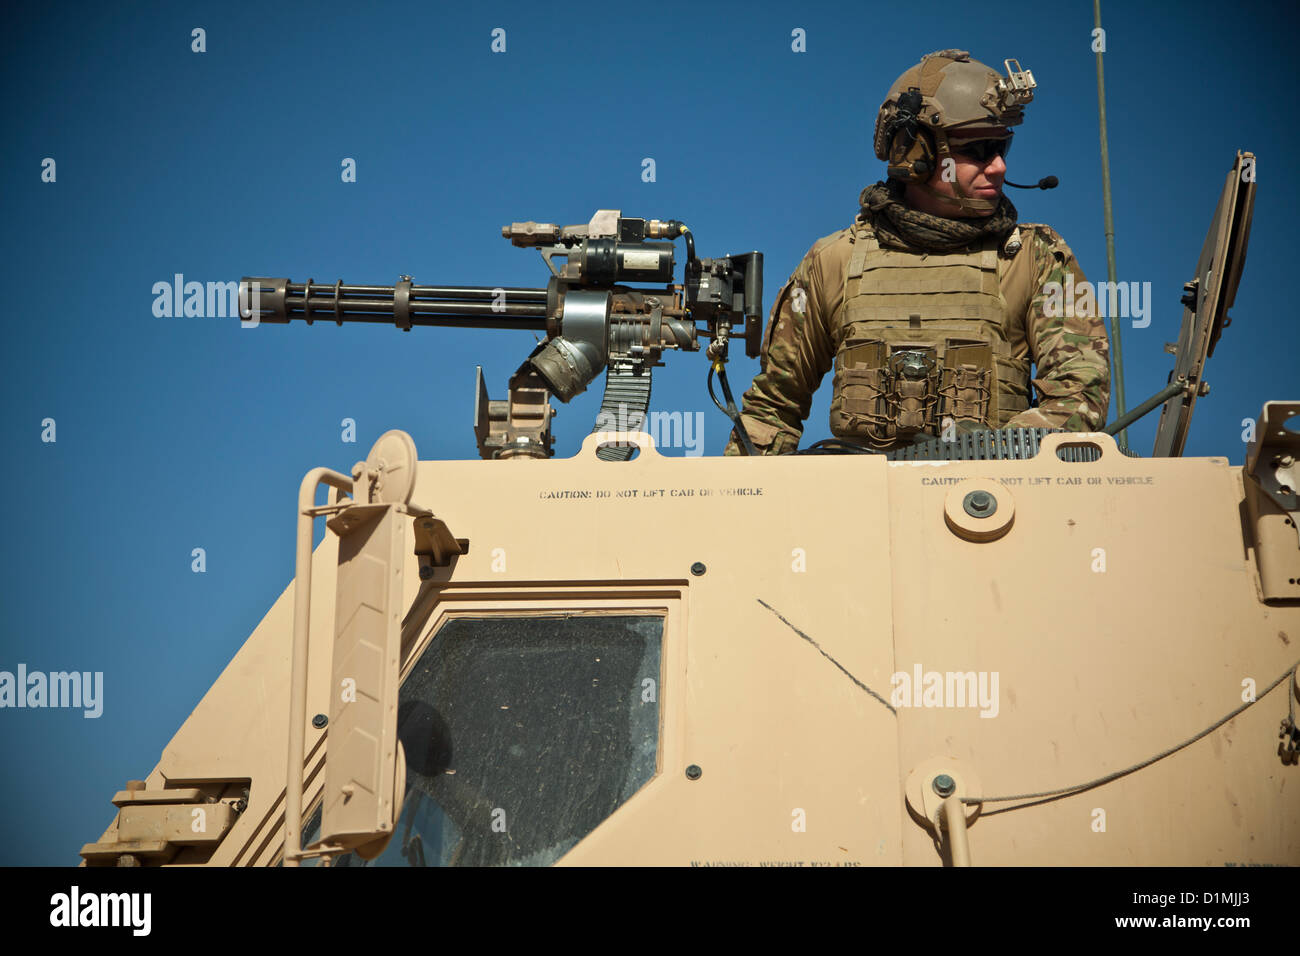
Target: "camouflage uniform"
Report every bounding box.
[723,209,1110,455]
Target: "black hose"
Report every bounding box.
[708,364,757,456]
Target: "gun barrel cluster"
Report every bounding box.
[240,277,549,330]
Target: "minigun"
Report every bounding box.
[241,209,763,459]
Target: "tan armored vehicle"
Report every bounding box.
[82,152,1298,867]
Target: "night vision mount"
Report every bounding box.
[242,209,763,460]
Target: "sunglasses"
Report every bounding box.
[949,137,1013,163]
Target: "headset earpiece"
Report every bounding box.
[889,127,936,184]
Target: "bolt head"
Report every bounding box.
[963,490,997,518]
[690,562,707,576]
[932,774,956,797]
[312,714,328,729]
[685,764,703,780]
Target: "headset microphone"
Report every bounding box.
[1004,176,1058,190]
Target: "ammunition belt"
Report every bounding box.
[884,427,1139,462]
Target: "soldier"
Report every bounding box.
[724,50,1110,456]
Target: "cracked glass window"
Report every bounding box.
[315,613,662,867]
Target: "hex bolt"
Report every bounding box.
[690,562,707,576]
[932,774,956,798]
[963,490,997,518]
[419,564,434,580]
[685,764,703,780]
[312,714,328,729]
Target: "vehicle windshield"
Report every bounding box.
[303,613,662,866]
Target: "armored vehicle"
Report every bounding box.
[81,152,1298,867]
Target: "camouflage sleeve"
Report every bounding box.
[1004,225,1111,432]
[722,245,836,455]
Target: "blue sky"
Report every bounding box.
[1,0,1296,865]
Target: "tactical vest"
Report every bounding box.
[828,222,1031,446]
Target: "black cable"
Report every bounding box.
[794,438,883,456]
[709,364,757,456]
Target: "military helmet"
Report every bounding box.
[873,50,1036,214]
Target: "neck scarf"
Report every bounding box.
[857,180,1018,253]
